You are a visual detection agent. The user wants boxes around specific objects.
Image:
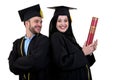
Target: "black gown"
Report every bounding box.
[50,32,95,80]
[8,33,50,80]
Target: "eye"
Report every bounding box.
[34,20,39,23]
[34,20,42,24]
[64,19,68,22]
[40,20,42,24]
[57,19,61,22]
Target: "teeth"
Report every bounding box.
[61,26,65,29]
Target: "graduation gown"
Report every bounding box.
[8,33,50,80]
[50,32,95,80]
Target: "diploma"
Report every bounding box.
[86,17,98,46]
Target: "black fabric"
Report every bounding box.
[48,6,76,18]
[8,33,50,80]
[49,32,95,80]
[18,4,41,21]
[49,6,77,47]
[49,13,76,44]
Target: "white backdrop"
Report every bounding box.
[0,0,120,80]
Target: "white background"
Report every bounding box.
[0,0,120,80]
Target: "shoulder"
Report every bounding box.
[50,32,66,45]
[36,33,48,39]
[36,33,49,43]
[13,36,24,44]
[51,32,64,39]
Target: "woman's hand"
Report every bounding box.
[82,40,98,56]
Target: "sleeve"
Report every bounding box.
[8,40,21,75]
[12,37,50,72]
[51,33,88,70]
[86,54,96,67]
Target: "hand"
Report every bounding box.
[82,40,98,56]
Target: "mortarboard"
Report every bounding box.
[18,4,43,22]
[48,6,76,17]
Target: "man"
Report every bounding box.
[8,4,50,80]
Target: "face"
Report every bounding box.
[56,15,69,33]
[25,16,42,34]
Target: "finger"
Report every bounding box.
[94,40,98,45]
[93,40,98,47]
[83,41,87,47]
[89,43,94,47]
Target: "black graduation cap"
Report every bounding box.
[18,4,43,22]
[48,6,76,17]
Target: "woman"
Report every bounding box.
[48,6,97,80]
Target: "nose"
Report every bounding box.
[61,21,65,26]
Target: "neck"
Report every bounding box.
[26,30,34,38]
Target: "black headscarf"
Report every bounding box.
[49,6,76,43]
[49,10,77,44]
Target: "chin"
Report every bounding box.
[36,30,40,33]
[59,31,65,33]
[37,32,40,33]
[61,30,67,32]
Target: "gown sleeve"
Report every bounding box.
[86,54,96,67]
[8,40,21,75]
[8,37,50,74]
[15,37,49,71]
[50,33,88,70]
